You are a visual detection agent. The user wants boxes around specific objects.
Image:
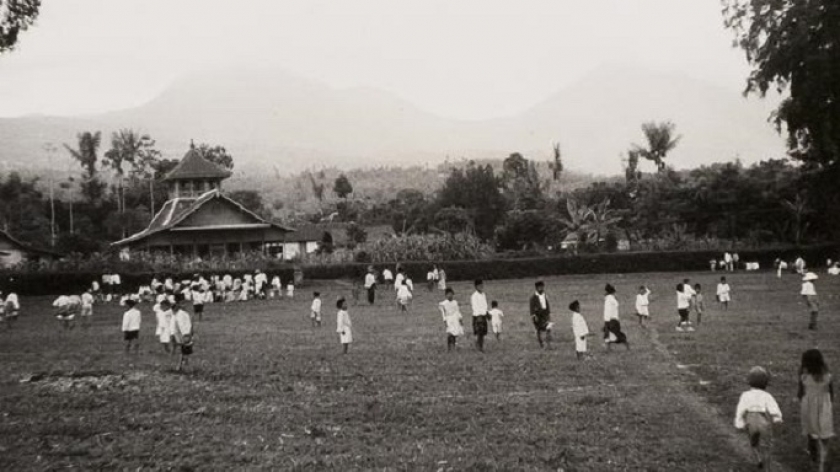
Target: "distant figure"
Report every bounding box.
[798,349,835,471]
[286,281,295,299]
[676,283,694,332]
[382,268,394,286]
[470,279,490,352]
[529,281,552,349]
[426,267,436,292]
[437,268,447,291]
[396,279,413,313]
[53,295,78,331]
[829,262,840,276]
[724,252,734,272]
[439,288,463,351]
[716,277,731,311]
[489,300,504,341]
[80,290,93,326]
[4,292,20,328]
[776,258,788,278]
[364,266,377,305]
[795,256,807,275]
[635,285,651,326]
[732,253,740,270]
[310,292,322,328]
[694,283,706,325]
[734,366,783,470]
[709,259,717,272]
[171,298,194,371]
[801,272,820,330]
[121,298,142,355]
[336,298,353,354]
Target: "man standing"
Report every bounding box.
[470,279,490,352]
[529,281,552,349]
[364,266,377,305]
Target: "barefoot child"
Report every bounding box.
[570,300,590,360]
[734,366,783,470]
[336,298,352,354]
[694,283,706,325]
[716,276,731,310]
[470,279,490,352]
[798,349,835,471]
[489,300,504,341]
[310,292,322,327]
[635,285,651,326]
[121,298,141,354]
[439,288,464,351]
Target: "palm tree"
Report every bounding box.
[633,121,681,172]
[64,131,105,204]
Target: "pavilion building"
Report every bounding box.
[113,143,293,258]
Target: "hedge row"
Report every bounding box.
[3,244,838,296]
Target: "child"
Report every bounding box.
[155,294,172,353]
[693,283,706,325]
[716,276,731,310]
[798,349,835,470]
[396,279,413,313]
[4,292,20,328]
[53,294,77,331]
[439,288,464,351]
[734,366,783,470]
[570,300,590,360]
[286,280,295,299]
[171,298,193,371]
[676,283,694,332]
[270,275,282,299]
[80,290,94,328]
[801,272,820,330]
[529,281,551,349]
[192,285,205,321]
[470,279,489,352]
[603,284,629,350]
[121,298,141,354]
[336,298,352,354]
[635,285,651,326]
[489,300,504,341]
[311,292,322,327]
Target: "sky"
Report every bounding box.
[0,0,752,120]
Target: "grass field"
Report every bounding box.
[0,270,837,471]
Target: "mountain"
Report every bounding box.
[0,65,785,176]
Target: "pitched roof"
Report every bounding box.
[0,229,63,257]
[163,146,232,181]
[112,189,294,246]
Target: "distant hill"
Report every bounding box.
[0,65,786,176]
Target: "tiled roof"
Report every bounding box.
[112,190,294,246]
[163,147,232,181]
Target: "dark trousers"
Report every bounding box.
[367,286,375,305]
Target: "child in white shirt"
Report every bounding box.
[336,298,352,354]
[716,277,731,310]
[489,300,504,340]
[734,366,783,470]
[192,285,205,321]
[396,280,413,312]
[155,294,172,353]
[286,282,295,299]
[80,290,94,328]
[802,272,819,330]
[438,288,463,351]
[122,298,141,354]
[170,299,193,371]
[676,283,694,332]
[635,285,651,326]
[311,292,322,328]
[570,300,590,360]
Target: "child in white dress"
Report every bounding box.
[635,285,651,326]
[716,277,731,310]
[570,300,590,360]
[438,288,464,351]
[336,298,352,354]
[396,280,413,312]
[489,300,504,340]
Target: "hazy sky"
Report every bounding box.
[0,0,751,120]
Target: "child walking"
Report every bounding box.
[734,366,783,470]
[603,284,629,350]
[801,272,820,330]
[798,349,835,471]
[489,300,504,341]
[470,279,490,352]
[121,298,141,355]
[310,292,322,327]
[570,300,590,360]
[676,283,694,332]
[396,279,413,313]
[635,285,651,326]
[717,276,731,310]
[336,298,352,354]
[438,288,464,351]
[694,283,706,325]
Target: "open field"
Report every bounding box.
[0,271,838,471]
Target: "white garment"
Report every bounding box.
[337,310,353,343]
[81,292,94,308]
[571,311,589,352]
[603,295,619,321]
[427,271,435,281]
[439,300,464,336]
[394,273,405,291]
[677,291,692,309]
[396,285,412,304]
[364,273,376,289]
[382,269,393,281]
[717,283,731,302]
[5,293,19,310]
[536,293,547,310]
[156,308,172,342]
[683,284,696,297]
[734,388,783,429]
[471,291,489,316]
[801,281,817,296]
[489,308,504,333]
[122,308,141,331]
[170,309,192,342]
[286,284,295,297]
[635,289,651,315]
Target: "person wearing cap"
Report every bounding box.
[734,366,783,470]
[529,281,552,349]
[336,297,353,354]
[802,272,820,330]
[121,298,142,355]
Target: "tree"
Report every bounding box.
[433,207,473,234]
[65,131,107,204]
[333,174,353,199]
[633,121,681,172]
[308,172,325,202]
[103,129,160,220]
[0,0,40,53]
[194,143,234,170]
[437,162,506,240]
[550,142,564,181]
[501,153,543,210]
[495,209,548,251]
[345,222,367,248]
[227,189,267,217]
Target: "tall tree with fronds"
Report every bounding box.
[65,131,106,204]
[633,121,681,172]
[0,0,40,53]
[550,142,564,181]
